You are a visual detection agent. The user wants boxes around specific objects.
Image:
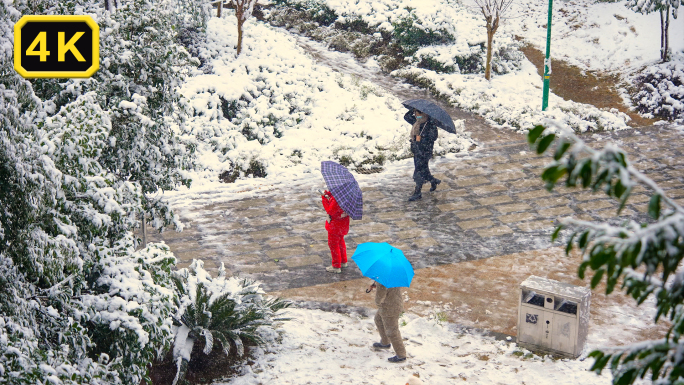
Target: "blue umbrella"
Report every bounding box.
[320,161,363,220]
[402,99,457,134]
[352,242,414,288]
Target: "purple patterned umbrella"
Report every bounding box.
[320,161,363,220]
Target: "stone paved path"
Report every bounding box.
[149,125,684,292]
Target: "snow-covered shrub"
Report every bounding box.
[170,260,291,385]
[175,0,213,67]
[97,0,196,195]
[390,12,455,56]
[272,0,338,26]
[633,61,684,122]
[490,44,526,75]
[407,40,524,76]
[23,0,198,231]
[80,241,178,384]
[411,45,483,74]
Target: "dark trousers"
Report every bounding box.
[411,141,434,185]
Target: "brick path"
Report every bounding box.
[149,125,684,293]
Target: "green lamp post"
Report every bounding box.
[542,0,553,111]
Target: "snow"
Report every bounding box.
[172,325,194,363]
[521,275,590,300]
[632,58,684,121]
[215,307,641,385]
[395,61,630,133]
[504,0,684,73]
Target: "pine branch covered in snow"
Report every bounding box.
[528,122,684,384]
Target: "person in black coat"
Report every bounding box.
[404,109,441,201]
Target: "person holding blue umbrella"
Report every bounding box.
[353,242,414,363]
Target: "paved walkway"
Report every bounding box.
[149,125,683,293]
[146,28,682,345]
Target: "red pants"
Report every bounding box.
[327,232,347,268]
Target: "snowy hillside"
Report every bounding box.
[505,0,684,73]
[180,16,473,189]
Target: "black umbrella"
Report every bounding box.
[402,99,457,134]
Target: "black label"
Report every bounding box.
[18,21,94,72]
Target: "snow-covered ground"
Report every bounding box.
[265,0,635,132]
[505,0,684,73]
[215,308,649,385]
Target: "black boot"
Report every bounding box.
[430,178,441,192]
[408,184,422,201]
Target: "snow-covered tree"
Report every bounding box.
[231,0,258,55]
[626,0,681,62]
[91,0,198,230]
[0,0,208,383]
[528,123,684,384]
[22,0,203,232]
[473,0,514,80]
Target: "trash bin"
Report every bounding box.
[517,275,591,358]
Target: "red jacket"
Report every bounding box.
[322,191,350,235]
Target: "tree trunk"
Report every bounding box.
[237,18,244,56]
[104,0,117,11]
[141,213,147,249]
[485,28,494,80]
[484,16,498,81]
[660,7,670,62]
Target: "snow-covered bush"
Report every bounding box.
[390,12,455,56]
[23,0,198,231]
[97,0,196,194]
[633,60,684,122]
[272,0,338,26]
[79,241,178,384]
[529,123,684,384]
[170,260,291,385]
[175,0,213,67]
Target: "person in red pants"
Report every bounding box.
[322,190,350,273]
